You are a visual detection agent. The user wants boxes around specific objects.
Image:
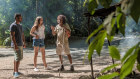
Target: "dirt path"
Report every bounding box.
[0,36,139,79]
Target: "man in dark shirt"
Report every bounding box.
[10,13,26,78]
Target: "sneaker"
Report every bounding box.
[44,66,52,70]
[70,65,74,71]
[34,68,39,72]
[14,72,19,78]
[58,65,64,71]
[13,72,23,76]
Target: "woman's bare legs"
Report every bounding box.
[40,47,47,67]
[34,47,39,68]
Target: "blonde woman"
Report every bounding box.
[30,16,51,71]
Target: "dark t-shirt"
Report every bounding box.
[10,22,23,47]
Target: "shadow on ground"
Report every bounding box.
[0,54,14,57]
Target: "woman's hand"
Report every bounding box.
[64,27,71,38]
[66,31,71,38]
[35,35,39,39]
[51,26,55,30]
[23,42,26,48]
[51,26,56,36]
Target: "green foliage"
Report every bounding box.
[3,37,10,46]
[109,46,120,60]
[121,0,140,23]
[24,27,31,37]
[99,43,140,79]
[95,30,106,56]
[121,45,136,63]
[120,42,140,79]
[85,0,140,79]
[130,0,140,23]
[98,0,112,8]
[86,24,103,42]
[101,64,120,73]
[98,72,119,79]
[87,0,98,15]
[121,0,133,15]
[83,0,88,6]
[137,48,140,64]
[111,17,116,28]
[120,50,137,79]
[103,12,115,36]
[88,30,106,60]
[107,34,114,42]
[0,0,88,46]
[5,30,10,34]
[137,64,140,72]
[102,6,126,37]
[3,30,11,46]
[116,12,126,36]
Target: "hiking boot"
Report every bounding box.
[58,65,64,71]
[70,65,74,71]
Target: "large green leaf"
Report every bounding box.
[116,13,122,28]
[88,0,98,15]
[95,30,107,56]
[109,46,120,60]
[130,0,140,23]
[121,45,136,63]
[98,0,112,8]
[120,51,138,79]
[88,30,106,60]
[98,72,119,79]
[110,17,117,36]
[101,64,120,73]
[111,18,116,28]
[117,13,126,36]
[88,38,97,60]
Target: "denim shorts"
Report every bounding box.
[33,39,45,47]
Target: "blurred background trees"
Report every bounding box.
[0,0,91,46]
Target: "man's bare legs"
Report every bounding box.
[14,61,20,72]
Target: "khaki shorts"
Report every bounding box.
[13,46,23,61]
[56,43,70,55]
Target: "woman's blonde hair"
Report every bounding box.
[33,16,43,31]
